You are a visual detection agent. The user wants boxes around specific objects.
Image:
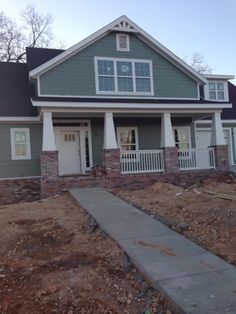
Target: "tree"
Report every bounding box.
[184,52,212,74]
[0,4,59,62]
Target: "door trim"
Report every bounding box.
[195,127,233,165]
[54,122,93,175]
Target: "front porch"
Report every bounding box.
[40,109,229,196]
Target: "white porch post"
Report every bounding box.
[160,112,175,147]
[103,112,118,149]
[42,111,56,151]
[210,112,225,146]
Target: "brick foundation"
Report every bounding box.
[213,145,229,172]
[163,147,179,173]
[0,177,40,205]
[102,148,120,177]
[41,151,59,198]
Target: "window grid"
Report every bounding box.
[95,57,153,95]
[209,82,225,100]
[10,128,31,160]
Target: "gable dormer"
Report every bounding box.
[203,74,235,102]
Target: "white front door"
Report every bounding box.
[58,130,81,175]
[196,129,233,165]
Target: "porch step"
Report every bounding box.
[70,188,236,314]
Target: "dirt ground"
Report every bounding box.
[114,175,236,266]
[0,193,176,314]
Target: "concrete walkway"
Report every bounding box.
[70,188,236,314]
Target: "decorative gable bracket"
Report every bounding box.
[111,20,138,33]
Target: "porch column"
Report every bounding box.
[102,112,120,177]
[160,113,179,173]
[210,112,229,172]
[41,111,59,198]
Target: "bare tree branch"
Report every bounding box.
[0,4,62,62]
[184,52,212,74]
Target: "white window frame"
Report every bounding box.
[173,126,191,148]
[10,128,31,160]
[117,127,139,151]
[94,57,154,96]
[116,33,130,51]
[204,80,229,102]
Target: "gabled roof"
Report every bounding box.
[29,15,207,84]
[221,82,236,119]
[26,47,64,71]
[0,62,37,117]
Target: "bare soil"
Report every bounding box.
[114,175,236,265]
[0,193,176,314]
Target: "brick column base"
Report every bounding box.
[163,147,179,174]
[213,145,229,172]
[102,148,120,177]
[41,151,59,198]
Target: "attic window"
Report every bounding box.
[116,34,130,51]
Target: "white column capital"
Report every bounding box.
[210,112,225,146]
[103,112,118,149]
[160,112,175,148]
[42,111,56,151]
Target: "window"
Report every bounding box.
[209,82,225,100]
[95,57,153,95]
[10,128,31,160]
[173,127,191,149]
[116,34,130,51]
[117,127,138,151]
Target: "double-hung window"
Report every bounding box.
[95,57,153,95]
[209,82,225,100]
[10,128,31,160]
[117,127,138,151]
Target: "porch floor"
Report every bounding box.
[70,188,236,314]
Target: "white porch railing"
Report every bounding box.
[120,149,164,174]
[178,148,215,171]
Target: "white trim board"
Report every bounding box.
[0,116,40,122]
[29,16,207,84]
[32,100,232,110]
[195,119,236,124]
[0,176,41,181]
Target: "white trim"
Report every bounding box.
[233,128,236,164]
[116,33,130,51]
[0,116,40,122]
[94,57,154,96]
[54,123,93,174]
[103,112,118,149]
[204,80,229,102]
[0,176,41,181]
[117,126,139,150]
[31,99,232,110]
[223,127,234,165]
[29,15,207,84]
[173,126,191,148]
[10,128,31,160]
[42,112,56,151]
[37,92,199,100]
[195,119,236,125]
[204,74,235,80]
[195,127,234,165]
[160,113,175,147]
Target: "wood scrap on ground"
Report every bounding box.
[205,190,236,201]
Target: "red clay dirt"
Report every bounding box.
[114,175,236,265]
[0,193,177,314]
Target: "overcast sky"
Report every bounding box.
[1,0,236,83]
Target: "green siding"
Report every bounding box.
[40,33,198,98]
[0,124,42,178]
[91,117,192,165]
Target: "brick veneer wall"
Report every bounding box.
[0,178,40,205]
[213,145,229,172]
[41,151,59,197]
[102,148,120,177]
[163,147,179,173]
